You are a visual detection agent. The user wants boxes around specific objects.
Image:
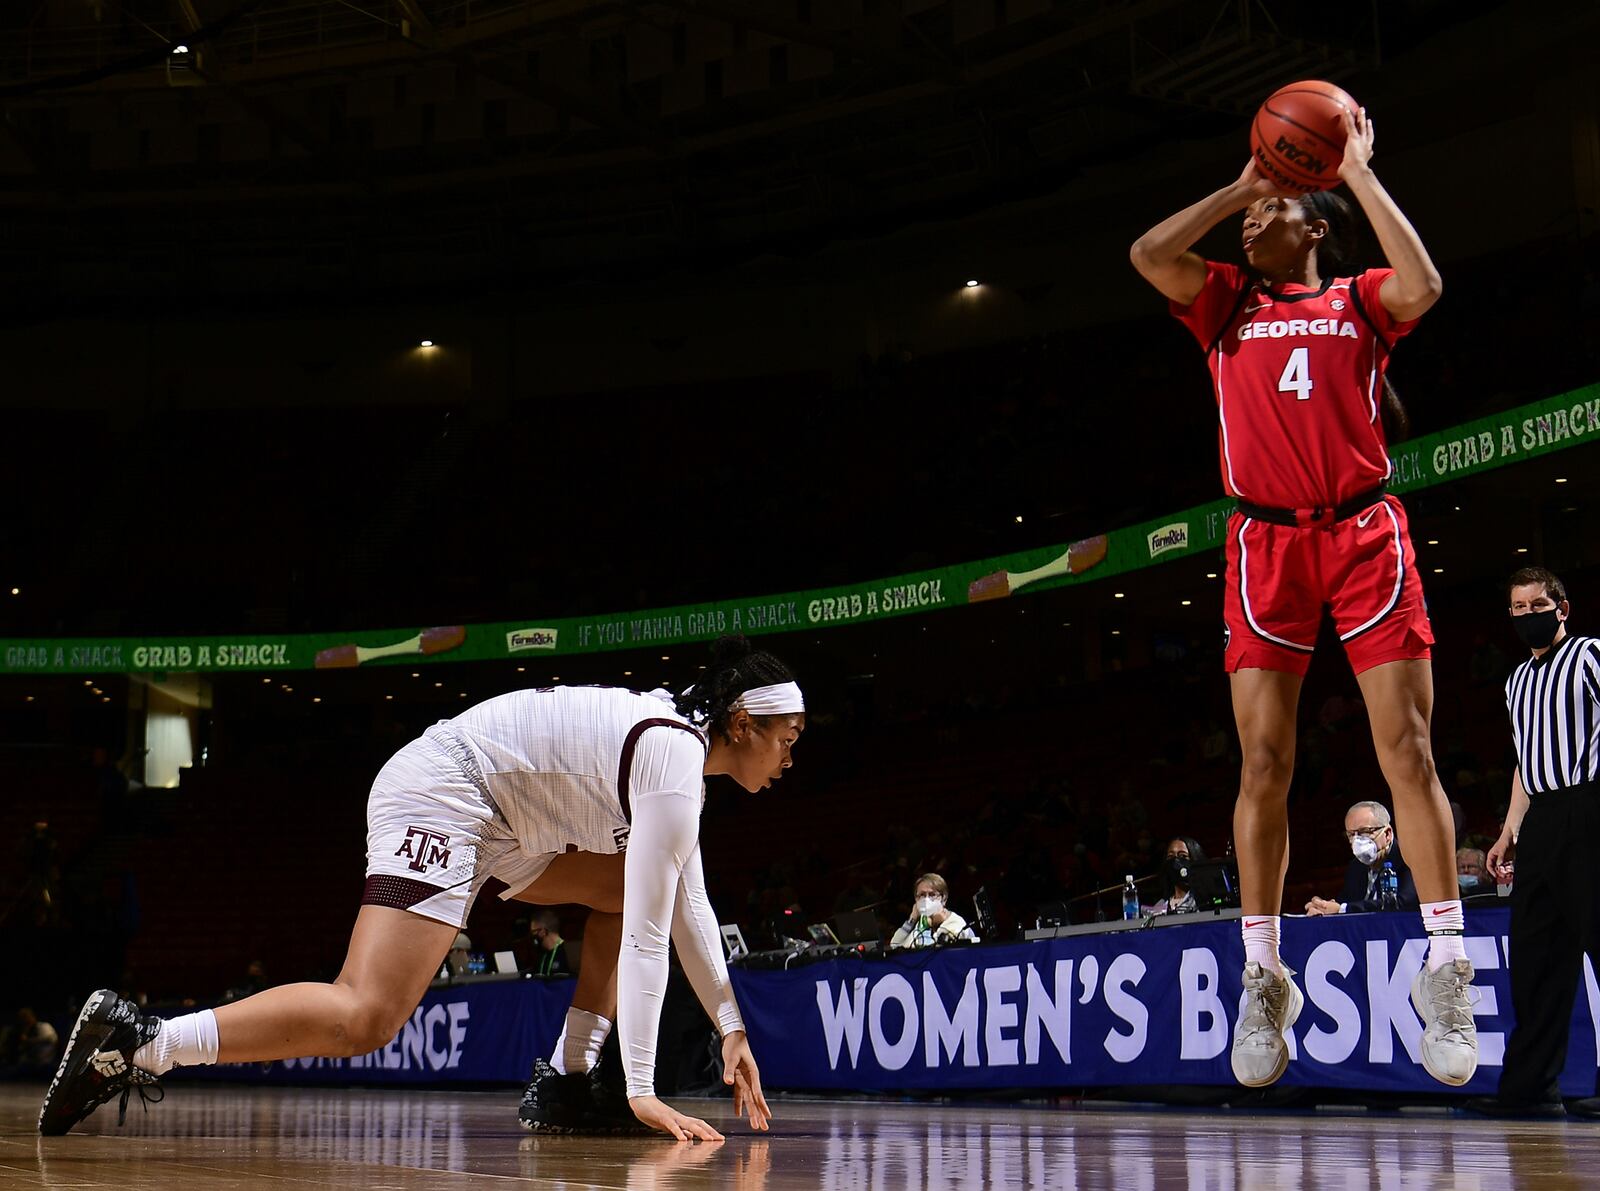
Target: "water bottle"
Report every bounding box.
[1122,874,1140,921]
[1380,862,1399,910]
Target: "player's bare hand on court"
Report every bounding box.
[1487,831,1516,884]
[721,1030,772,1132]
[1305,896,1342,917]
[628,1095,724,1142]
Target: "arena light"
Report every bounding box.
[1433,568,1444,574]
[312,697,322,704]
[1205,573,1217,579]
[419,339,435,348]
[25,695,34,702]
[1014,515,1023,523]
[1181,600,1192,606]
[385,694,394,701]
[1516,547,1528,553]
[965,279,980,288]
[8,586,17,596]
[1114,592,1125,599]
[174,43,189,54]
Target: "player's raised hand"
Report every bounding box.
[628,1095,725,1142]
[1234,158,1278,201]
[721,1030,772,1132]
[1338,106,1375,180]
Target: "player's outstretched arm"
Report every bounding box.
[1337,107,1442,323]
[1130,161,1276,304]
[670,844,770,1131]
[618,769,714,1137]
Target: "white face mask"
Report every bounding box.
[1351,834,1382,865]
[916,895,943,917]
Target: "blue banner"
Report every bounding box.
[733,907,1600,1096]
[177,909,1600,1098]
[186,977,573,1085]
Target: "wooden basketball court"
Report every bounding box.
[4,1082,1595,1188]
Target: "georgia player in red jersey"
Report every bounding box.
[1131,106,1477,1089]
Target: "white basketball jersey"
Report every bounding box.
[441,685,705,856]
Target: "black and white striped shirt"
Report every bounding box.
[1505,633,1600,794]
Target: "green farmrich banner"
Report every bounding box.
[5,385,1597,675]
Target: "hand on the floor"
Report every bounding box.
[628,1095,725,1142]
[1305,897,1342,917]
[721,1030,772,1132]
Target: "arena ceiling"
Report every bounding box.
[0,0,1496,312]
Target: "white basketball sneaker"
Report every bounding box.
[1411,958,1478,1086]
[1231,962,1304,1088]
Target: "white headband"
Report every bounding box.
[729,681,806,716]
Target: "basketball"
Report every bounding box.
[1250,80,1358,194]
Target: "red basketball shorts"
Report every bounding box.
[1222,494,1433,677]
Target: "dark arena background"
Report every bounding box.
[4,0,1600,1185]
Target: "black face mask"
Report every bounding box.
[1513,608,1562,650]
[1166,856,1190,885]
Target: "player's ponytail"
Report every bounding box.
[674,634,799,742]
[1380,376,1410,442]
[1299,190,1359,278]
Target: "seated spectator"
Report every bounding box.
[0,1008,59,1079]
[1456,847,1489,896]
[1305,801,1418,916]
[1148,836,1206,916]
[890,873,979,949]
[528,909,571,977]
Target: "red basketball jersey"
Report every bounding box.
[1171,262,1418,509]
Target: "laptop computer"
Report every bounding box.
[832,909,881,945]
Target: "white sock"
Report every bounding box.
[133,1009,219,1076]
[1241,915,1284,976]
[551,1007,612,1075]
[1422,900,1467,971]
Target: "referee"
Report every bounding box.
[1466,567,1600,1118]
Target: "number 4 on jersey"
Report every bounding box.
[1277,346,1313,401]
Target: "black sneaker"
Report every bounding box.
[518,1058,596,1134]
[38,990,164,1136]
[584,1047,650,1134]
[518,1056,650,1135]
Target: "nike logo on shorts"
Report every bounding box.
[1356,506,1381,528]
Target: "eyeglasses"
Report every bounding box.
[1344,826,1389,842]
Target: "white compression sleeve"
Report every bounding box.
[671,841,744,1039]
[617,728,706,1100]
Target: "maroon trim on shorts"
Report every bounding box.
[617,718,707,825]
[362,874,450,911]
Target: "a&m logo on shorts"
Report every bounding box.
[395,826,452,873]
